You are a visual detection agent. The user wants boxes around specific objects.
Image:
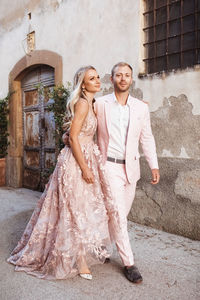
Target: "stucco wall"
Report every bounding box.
[0,0,200,239]
[1,0,200,117]
[0,0,141,96]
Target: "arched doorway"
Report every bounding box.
[7,50,62,189]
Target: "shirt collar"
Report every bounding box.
[112,92,131,106]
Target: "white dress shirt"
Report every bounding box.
[107,93,130,159]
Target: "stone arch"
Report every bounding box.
[7,50,63,187]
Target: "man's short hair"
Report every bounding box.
[111,62,133,77]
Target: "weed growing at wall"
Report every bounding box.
[0,94,10,158]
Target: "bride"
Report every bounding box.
[7,66,119,280]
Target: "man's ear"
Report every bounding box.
[110,76,113,84]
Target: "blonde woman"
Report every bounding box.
[8,66,119,280]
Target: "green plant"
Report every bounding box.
[47,83,71,152]
[0,94,10,158]
[36,83,71,152]
[36,83,71,187]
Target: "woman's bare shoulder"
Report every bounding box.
[74,98,89,115]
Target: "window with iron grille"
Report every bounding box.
[143,0,200,74]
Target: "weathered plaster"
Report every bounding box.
[97,73,200,160]
[0,0,140,99]
[138,67,200,115]
[151,94,200,159]
[0,0,199,114]
[161,149,174,158]
[0,0,63,33]
[129,158,200,240]
[174,169,200,205]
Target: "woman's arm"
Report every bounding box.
[69,98,94,184]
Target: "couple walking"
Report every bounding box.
[8,62,159,283]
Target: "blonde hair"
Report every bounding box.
[63,65,96,131]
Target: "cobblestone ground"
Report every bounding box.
[0,187,199,300]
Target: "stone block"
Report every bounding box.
[128,157,200,240]
[174,169,200,204]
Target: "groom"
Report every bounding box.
[63,62,160,283]
[94,62,159,283]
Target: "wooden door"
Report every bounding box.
[21,65,56,190]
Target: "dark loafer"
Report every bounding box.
[124,265,143,283]
[104,258,111,263]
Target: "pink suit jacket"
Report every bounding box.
[94,93,159,183]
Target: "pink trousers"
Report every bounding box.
[105,161,136,266]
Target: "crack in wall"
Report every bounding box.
[142,187,164,216]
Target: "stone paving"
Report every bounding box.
[0,187,199,300]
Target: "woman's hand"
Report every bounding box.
[62,132,70,147]
[82,167,95,184]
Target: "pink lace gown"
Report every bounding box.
[7,102,119,280]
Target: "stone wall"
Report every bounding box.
[129,158,200,240]
[128,93,200,240]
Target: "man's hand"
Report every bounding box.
[62,132,70,147]
[151,169,160,184]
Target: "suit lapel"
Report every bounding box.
[126,100,136,143]
[104,95,115,135]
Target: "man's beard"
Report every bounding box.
[115,83,130,93]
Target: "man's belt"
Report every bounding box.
[107,156,125,164]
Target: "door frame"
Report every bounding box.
[7,50,62,188]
